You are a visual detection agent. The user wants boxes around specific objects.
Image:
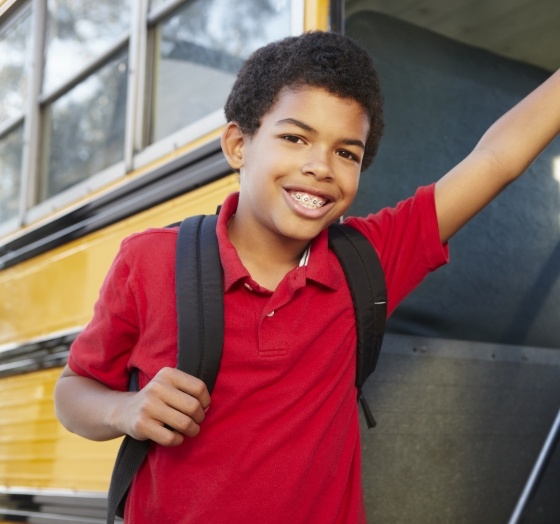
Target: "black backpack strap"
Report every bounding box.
[107,215,223,523]
[175,214,224,386]
[328,223,387,429]
[106,370,149,523]
[107,431,150,522]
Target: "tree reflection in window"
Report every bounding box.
[0,126,23,222]
[40,52,128,201]
[43,0,130,94]
[0,7,31,126]
[151,0,291,142]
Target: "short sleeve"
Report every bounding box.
[68,238,140,391]
[344,184,449,316]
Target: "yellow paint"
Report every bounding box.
[0,175,239,347]
[0,367,120,491]
[0,173,239,492]
[305,0,330,31]
[0,0,18,17]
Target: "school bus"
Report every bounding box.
[1,0,559,522]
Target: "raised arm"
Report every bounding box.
[435,68,560,243]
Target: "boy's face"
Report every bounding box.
[222,85,369,246]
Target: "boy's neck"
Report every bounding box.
[227,215,310,291]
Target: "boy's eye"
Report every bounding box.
[281,134,304,144]
[338,149,360,163]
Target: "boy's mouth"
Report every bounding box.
[289,191,328,210]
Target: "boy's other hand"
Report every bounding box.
[121,367,211,447]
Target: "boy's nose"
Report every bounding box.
[301,153,333,180]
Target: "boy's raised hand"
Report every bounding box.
[435,68,560,243]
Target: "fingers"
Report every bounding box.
[151,367,211,421]
[124,368,211,446]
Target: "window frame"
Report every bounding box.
[0,0,33,234]
[134,0,304,171]
[0,0,304,237]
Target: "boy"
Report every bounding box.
[54,31,560,523]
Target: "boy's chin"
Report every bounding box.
[279,220,333,242]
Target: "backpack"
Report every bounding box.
[106,214,387,523]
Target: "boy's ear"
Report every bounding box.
[221,122,245,170]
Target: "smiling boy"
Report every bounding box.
[223,86,369,289]
[54,32,560,523]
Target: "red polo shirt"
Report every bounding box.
[69,185,448,523]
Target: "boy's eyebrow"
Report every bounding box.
[276,118,315,133]
[275,118,366,150]
[341,138,366,151]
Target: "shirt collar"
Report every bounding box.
[217,192,343,292]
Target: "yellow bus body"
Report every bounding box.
[0,174,239,492]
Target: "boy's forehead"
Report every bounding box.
[273,84,357,106]
[265,85,370,138]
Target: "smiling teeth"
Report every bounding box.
[290,192,326,209]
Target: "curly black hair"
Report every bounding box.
[224,31,384,171]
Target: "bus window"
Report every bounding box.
[42,0,131,95]
[39,51,129,201]
[0,0,299,233]
[149,0,292,143]
[0,5,30,226]
[0,5,31,124]
[0,125,23,223]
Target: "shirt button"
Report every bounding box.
[266,310,275,317]
[244,283,253,291]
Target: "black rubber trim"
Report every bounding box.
[0,331,78,377]
[329,0,345,34]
